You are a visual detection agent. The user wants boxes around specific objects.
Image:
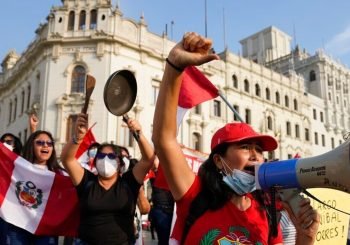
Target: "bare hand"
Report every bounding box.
[283,198,320,241]
[167,32,220,69]
[75,113,88,141]
[124,117,142,133]
[29,113,39,132]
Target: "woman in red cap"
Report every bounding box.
[152,32,320,245]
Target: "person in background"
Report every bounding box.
[6,130,60,244]
[152,32,320,244]
[149,157,175,245]
[61,113,155,244]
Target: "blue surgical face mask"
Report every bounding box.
[220,157,256,195]
[88,148,98,159]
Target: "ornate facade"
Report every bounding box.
[0,0,349,159]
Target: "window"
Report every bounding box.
[328,92,332,101]
[21,90,25,114]
[151,80,160,105]
[314,132,318,145]
[244,79,249,93]
[286,122,291,136]
[284,95,289,108]
[66,114,78,141]
[267,151,275,161]
[79,10,86,30]
[331,137,335,149]
[71,66,86,93]
[255,84,261,97]
[266,88,270,100]
[213,100,221,117]
[68,11,75,31]
[245,109,251,124]
[194,105,201,114]
[24,129,28,141]
[293,99,298,111]
[192,133,201,151]
[295,124,300,138]
[320,112,324,122]
[232,75,238,88]
[233,105,239,121]
[13,97,17,121]
[90,10,97,29]
[27,85,31,110]
[321,134,325,147]
[275,92,280,104]
[8,101,12,124]
[287,154,292,159]
[309,70,316,81]
[267,116,273,130]
[305,128,310,141]
[313,109,317,120]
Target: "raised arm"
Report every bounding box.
[61,113,87,185]
[152,32,219,200]
[125,118,156,184]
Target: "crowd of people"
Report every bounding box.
[0,32,324,245]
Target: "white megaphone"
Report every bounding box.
[255,140,350,216]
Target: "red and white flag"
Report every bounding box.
[0,143,79,236]
[75,124,97,173]
[177,66,218,128]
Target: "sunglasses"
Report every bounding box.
[96,152,117,160]
[3,139,14,145]
[35,140,54,147]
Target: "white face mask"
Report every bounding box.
[96,156,119,178]
[3,143,14,151]
[121,157,130,174]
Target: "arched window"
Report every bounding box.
[90,9,97,29]
[266,88,270,100]
[309,70,316,81]
[68,11,75,31]
[275,91,280,104]
[232,74,238,88]
[293,99,298,111]
[285,95,289,108]
[79,10,86,30]
[255,84,261,97]
[71,66,86,93]
[244,79,249,93]
[233,105,240,121]
[192,132,201,151]
[267,116,273,130]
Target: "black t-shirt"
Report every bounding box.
[76,170,141,245]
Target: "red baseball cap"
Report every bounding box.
[210,123,278,151]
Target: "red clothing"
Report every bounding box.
[171,176,283,245]
[153,165,170,190]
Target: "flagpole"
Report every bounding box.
[218,91,244,123]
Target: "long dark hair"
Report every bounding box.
[181,142,271,243]
[23,130,60,172]
[0,133,23,155]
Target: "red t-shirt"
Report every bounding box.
[171,176,283,245]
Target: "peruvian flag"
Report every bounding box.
[177,66,219,128]
[0,143,79,236]
[75,124,97,173]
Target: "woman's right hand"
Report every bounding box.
[167,32,220,71]
[75,113,88,142]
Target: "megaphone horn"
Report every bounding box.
[256,140,350,193]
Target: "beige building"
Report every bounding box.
[0,0,349,160]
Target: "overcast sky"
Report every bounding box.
[1,0,350,68]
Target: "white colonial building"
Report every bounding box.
[0,0,349,160]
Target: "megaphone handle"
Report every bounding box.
[122,114,140,142]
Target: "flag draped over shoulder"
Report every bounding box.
[0,143,79,236]
[177,66,219,128]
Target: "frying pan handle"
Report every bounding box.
[122,114,140,142]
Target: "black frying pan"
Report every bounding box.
[103,70,139,141]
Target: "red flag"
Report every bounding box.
[294,153,301,158]
[0,143,79,236]
[75,123,97,159]
[177,66,218,127]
